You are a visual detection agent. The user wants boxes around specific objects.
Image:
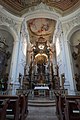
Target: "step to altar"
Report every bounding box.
[28,97,56,107]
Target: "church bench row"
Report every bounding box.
[16,89,29,115]
[0,93,29,120]
[64,96,80,120]
[0,99,9,120]
[54,89,68,117]
[54,90,80,120]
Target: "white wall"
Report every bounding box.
[59,8,80,94]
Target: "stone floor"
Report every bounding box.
[26,106,58,120]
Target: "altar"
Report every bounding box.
[34,86,49,97]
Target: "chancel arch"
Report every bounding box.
[23,18,61,92]
[21,3,64,92]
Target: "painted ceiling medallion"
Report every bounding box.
[27,18,55,44]
[28,18,54,36]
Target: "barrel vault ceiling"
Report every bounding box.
[0,0,80,16]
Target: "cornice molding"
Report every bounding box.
[59,7,80,23]
[0,5,22,21]
[60,8,80,36]
[0,6,23,34]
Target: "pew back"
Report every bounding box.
[64,95,80,120]
[0,99,9,120]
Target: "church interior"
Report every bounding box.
[0,0,80,120]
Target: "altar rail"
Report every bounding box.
[27,89,55,100]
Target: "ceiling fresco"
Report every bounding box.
[27,18,56,44]
[0,0,79,16]
[28,18,55,36]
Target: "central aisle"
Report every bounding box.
[27,106,58,120]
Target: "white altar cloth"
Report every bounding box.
[34,86,49,90]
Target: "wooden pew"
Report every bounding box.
[76,99,80,109]
[19,95,27,120]
[0,88,29,120]
[16,89,29,120]
[0,99,9,120]
[64,95,80,120]
[0,89,29,120]
[54,90,80,120]
[54,90,60,116]
[24,93,29,115]
[54,89,68,120]
[0,95,20,120]
[58,94,65,120]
